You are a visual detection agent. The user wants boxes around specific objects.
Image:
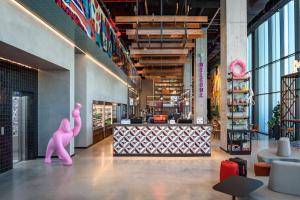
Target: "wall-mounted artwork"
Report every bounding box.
[55,0,118,61]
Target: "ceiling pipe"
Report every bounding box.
[135,0,140,48]
[207,8,220,30]
[144,0,148,15]
[160,0,163,48]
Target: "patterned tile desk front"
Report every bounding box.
[113,124,211,156]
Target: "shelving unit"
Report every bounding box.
[147,78,183,114]
[280,71,300,141]
[179,89,191,117]
[154,79,183,96]
[226,73,251,155]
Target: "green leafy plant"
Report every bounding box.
[267,103,280,128]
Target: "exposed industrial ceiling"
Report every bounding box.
[101,0,272,78]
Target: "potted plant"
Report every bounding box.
[267,103,281,140]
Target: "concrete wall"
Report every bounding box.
[38,69,74,156]
[75,54,128,147]
[0,1,74,70]
[0,1,75,156]
[140,80,154,110]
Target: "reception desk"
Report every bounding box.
[113,124,211,156]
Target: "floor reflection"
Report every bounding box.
[0,135,272,200]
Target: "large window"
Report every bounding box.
[250,0,298,133]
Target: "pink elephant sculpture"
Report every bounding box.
[44,103,82,165]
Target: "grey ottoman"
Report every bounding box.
[277,137,291,157]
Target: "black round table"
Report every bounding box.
[213,176,263,200]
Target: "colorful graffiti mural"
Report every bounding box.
[55,0,132,76]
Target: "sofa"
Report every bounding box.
[240,161,300,200]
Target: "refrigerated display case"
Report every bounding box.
[112,103,117,123]
[93,101,127,144]
[104,102,113,137]
[122,104,128,119]
[92,102,104,130]
[104,103,113,126]
[92,101,105,144]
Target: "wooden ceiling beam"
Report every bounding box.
[130,48,189,55]
[142,69,183,73]
[131,54,187,58]
[130,42,195,49]
[126,29,204,36]
[138,69,183,74]
[132,23,201,29]
[115,16,208,23]
[144,75,182,79]
[128,35,202,40]
[130,43,194,49]
[135,63,184,67]
[141,72,183,76]
[138,58,189,65]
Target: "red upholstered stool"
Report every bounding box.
[254,162,271,176]
[220,160,239,181]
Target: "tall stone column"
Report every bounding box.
[220,0,247,149]
[194,32,208,124]
[183,53,192,113]
[295,0,300,140]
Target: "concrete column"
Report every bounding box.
[295,0,300,56]
[184,53,193,113]
[295,0,300,140]
[220,0,247,149]
[193,33,208,124]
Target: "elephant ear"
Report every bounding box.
[59,118,71,133]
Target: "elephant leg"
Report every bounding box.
[53,135,73,166]
[44,138,55,164]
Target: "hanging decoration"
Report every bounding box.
[229,59,247,78]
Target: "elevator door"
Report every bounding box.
[12,94,29,164]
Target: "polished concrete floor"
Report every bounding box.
[0,135,272,200]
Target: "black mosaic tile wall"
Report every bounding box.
[0,60,38,173]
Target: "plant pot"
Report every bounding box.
[268,128,274,139]
[273,125,281,140]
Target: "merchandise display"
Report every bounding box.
[147,78,182,114]
[227,69,252,155]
